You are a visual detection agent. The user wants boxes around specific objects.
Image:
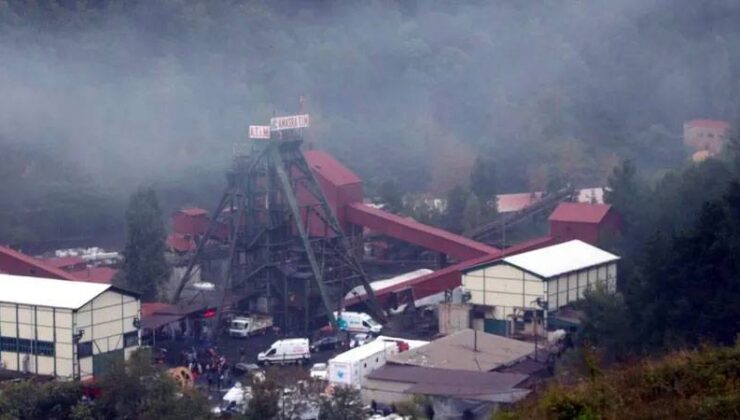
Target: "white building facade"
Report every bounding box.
[0,274,140,379]
[461,240,619,336]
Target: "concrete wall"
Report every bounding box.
[438,303,471,335]
[361,378,415,405]
[75,290,140,379]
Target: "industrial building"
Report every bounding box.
[364,365,529,419]
[548,202,620,245]
[0,274,140,380]
[362,330,538,420]
[461,240,619,335]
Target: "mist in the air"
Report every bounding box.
[0,0,739,244]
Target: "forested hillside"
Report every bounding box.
[2,0,740,245]
[496,346,740,419]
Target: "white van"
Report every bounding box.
[333,311,382,334]
[257,338,310,365]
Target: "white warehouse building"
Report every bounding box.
[0,274,141,379]
[461,240,619,336]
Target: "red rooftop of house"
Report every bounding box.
[548,202,612,224]
[685,119,730,130]
[45,256,86,270]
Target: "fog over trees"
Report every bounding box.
[1,0,740,245]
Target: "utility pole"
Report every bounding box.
[533,309,538,361]
[531,298,547,362]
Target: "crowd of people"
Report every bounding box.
[181,346,233,393]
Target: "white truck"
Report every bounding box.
[327,336,428,388]
[228,315,273,338]
[333,311,382,334]
[257,338,311,365]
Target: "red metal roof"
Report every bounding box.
[179,207,208,217]
[0,245,79,281]
[548,202,612,224]
[685,119,730,130]
[496,192,543,213]
[305,150,362,186]
[70,267,118,284]
[167,233,196,253]
[346,203,499,260]
[345,236,555,308]
[45,256,85,269]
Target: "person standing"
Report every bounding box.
[206,367,214,392]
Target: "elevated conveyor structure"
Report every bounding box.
[300,151,557,312]
[345,203,500,261]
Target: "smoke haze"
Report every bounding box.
[1,0,740,243]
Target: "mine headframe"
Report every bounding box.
[172,118,384,333]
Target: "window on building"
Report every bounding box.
[0,336,17,352]
[35,341,55,357]
[77,342,93,358]
[124,331,139,348]
[0,337,55,356]
[16,338,32,354]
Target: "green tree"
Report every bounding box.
[377,179,404,214]
[444,185,469,233]
[319,386,364,420]
[579,282,632,362]
[632,185,740,350]
[120,186,170,302]
[94,348,212,420]
[0,380,83,420]
[462,192,482,233]
[470,156,498,209]
[246,377,280,420]
[604,160,643,236]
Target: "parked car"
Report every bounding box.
[310,335,343,352]
[309,363,328,380]
[333,311,383,334]
[233,363,261,376]
[258,338,311,366]
[349,333,374,348]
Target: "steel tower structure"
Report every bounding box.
[172,127,384,333]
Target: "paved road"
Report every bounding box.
[154,331,339,370]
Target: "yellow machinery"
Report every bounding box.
[168,366,194,389]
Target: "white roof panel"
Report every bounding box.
[330,336,429,363]
[502,240,619,279]
[344,269,433,301]
[0,273,112,309]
